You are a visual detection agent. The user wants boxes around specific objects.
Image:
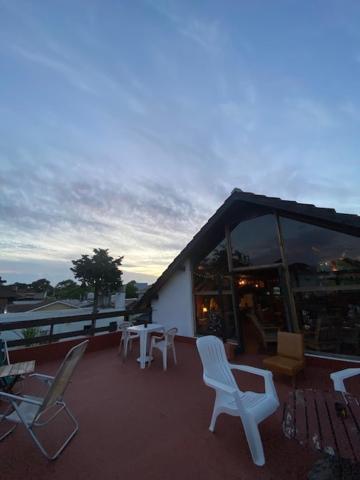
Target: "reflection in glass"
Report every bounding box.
[193,239,234,337]
[230,214,281,268]
[280,217,360,288]
[281,217,360,356]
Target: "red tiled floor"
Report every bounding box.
[1,342,358,480]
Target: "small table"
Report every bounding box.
[283,389,360,478]
[127,324,164,369]
[0,360,35,379]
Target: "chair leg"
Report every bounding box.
[124,337,129,359]
[0,403,18,441]
[0,423,17,441]
[29,403,79,461]
[118,338,123,355]
[163,349,167,371]
[172,344,177,365]
[241,418,266,466]
[209,406,220,432]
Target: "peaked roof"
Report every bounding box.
[138,189,360,307]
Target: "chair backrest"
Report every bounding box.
[0,338,10,366]
[196,336,238,389]
[277,331,304,360]
[119,322,130,330]
[36,340,88,418]
[165,327,178,345]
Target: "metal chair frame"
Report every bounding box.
[0,340,88,460]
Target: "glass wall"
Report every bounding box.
[280,217,360,356]
[230,214,282,268]
[193,239,235,338]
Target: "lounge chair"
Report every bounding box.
[0,340,88,460]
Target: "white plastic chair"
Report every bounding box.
[0,340,88,460]
[149,327,178,371]
[196,335,279,466]
[118,322,139,359]
[330,368,360,393]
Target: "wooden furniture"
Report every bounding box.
[127,323,164,369]
[283,389,360,478]
[263,331,304,386]
[0,360,35,379]
[246,312,278,351]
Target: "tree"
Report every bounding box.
[31,278,52,294]
[55,279,84,300]
[125,280,138,299]
[71,248,123,313]
[0,276,6,285]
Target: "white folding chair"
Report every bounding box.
[330,368,360,393]
[0,340,88,460]
[118,322,139,359]
[149,327,178,371]
[196,335,279,466]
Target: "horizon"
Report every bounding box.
[1,1,360,285]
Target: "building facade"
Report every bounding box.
[142,190,360,359]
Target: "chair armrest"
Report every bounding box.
[330,368,360,393]
[229,363,271,376]
[29,373,54,385]
[0,391,43,405]
[203,375,238,396]
[152,335,165,342]
[229,364,278,399]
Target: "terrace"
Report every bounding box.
[1,325,359,480]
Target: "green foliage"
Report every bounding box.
[21,327,40,340]
[31,278,53,294]
[71,248,123,311]
[55,279,84,299]
[125,280,138,298]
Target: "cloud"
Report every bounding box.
[146,0,225,52]
[285,97,337,129]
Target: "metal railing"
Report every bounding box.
[0,308,151,348]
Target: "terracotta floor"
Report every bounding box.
[1,342,358,480]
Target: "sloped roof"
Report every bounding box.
[7,299,80,313]
[0,286,17,300]
[138,189,360,307]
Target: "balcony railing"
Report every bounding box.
[0,307,151,348]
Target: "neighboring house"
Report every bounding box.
[135,283,149,297]
[0,286,18,314]
[137,189,360,359]
[6,300,81,314]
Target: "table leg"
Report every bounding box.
[139,331,147,369]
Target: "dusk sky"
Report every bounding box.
[1,0,360,285]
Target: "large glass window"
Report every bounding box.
[230,214,282,268]
[281,217,360,356]
[193,239,234,338]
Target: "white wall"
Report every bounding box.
[151,259,194,337]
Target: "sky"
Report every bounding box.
[1,0,360,286]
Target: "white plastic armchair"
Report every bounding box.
[0,340,88,460]
[330,368,360,393]
[118,321,139,359]
[149,327,178,371]
[196,335,279,466]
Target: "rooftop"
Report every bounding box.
[2,340,359,480]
